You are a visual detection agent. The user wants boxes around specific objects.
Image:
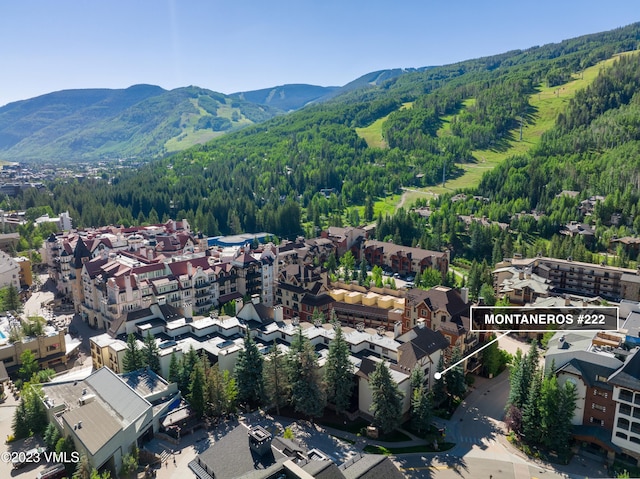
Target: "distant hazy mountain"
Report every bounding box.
[231,84,339,112]
[326,67,434,98]
[0,85,280,163]
[232,68,434,110]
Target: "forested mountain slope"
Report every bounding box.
[0,85,280,163]
[14,23,640,247]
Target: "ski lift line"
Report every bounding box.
[434,330,512,380]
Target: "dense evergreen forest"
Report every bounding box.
[9,23,640,271]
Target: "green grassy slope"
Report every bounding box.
[404,52,636,199]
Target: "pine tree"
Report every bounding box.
[12,398,30,438]
[44,422,61,451]
[188,361,206,418]
[445,347,466,399]
[324,324,354,415]
[178,346,199,392]
[142,331,160,374]
[264,342,288,415]
[432,355,447,405]
[204,362,224,417]
[287,331,325,418]
[411,386,433,435]
[122,333,144,373]
[554,380,578,455]
[507,345,539,410]
[482,334,501,377]
[539,373,560,450]
[234,332,265,407]
[168,351,180,384]
[410,367,425,390]
[369,361,403,434]
[22,383,48,435]
[521,369,542,442]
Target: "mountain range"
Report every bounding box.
[0,66,427,163]
[24,21,640,238]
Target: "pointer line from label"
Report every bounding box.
[434,330,513,380]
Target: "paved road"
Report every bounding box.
[395,334,611,479]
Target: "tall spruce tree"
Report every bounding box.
[168,351,180,384]
[264,342,288,415]
[142,331,160,374]
[445,347,466,399]
[411,386,433,435]
[12,398,29,438]
[188,361,206,418]
[179,346,199,392]
[369,361,403,434]
[432,355,447,405]
[287,330,325,418]
[521,369,542,442]
[554,380,578,454]
[410,367,425,390]
[122,333,144,372]
[324,324,354,415]
[234,332,265,406]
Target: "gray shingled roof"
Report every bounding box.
[340,454,404,479]
[608,348,640,390]
[196,425,276,479]
[397,327,449,369]
[557,357,618,390]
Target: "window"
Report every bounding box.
[631,436,640,445]
[592,403,606,412]
[620,389,633,403]
[596,375,608,383]
[616,432,628,440]
[618,418,630,430]
[594,389,608,398]
[620,404,632,416]
[590,417,604,426]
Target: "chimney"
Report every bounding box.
[235,298,244,315]
[394,320,403,339]
[187,261,193,277]
[183,301,193,320]
[251,294,260,305]
[461,287,469,304]
[248,426,272,456]
[274,305,283,323]
[417,318,425,329]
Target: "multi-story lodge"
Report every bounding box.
[274,263,334,322]
[496,256,640,302]
[44,221,278,332]
[362,240,449,278]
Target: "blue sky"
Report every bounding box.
[0,1,637,107]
